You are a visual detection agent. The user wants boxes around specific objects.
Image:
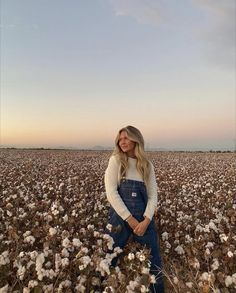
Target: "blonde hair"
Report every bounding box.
[112,125,150,186]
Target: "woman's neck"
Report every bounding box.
[126,151,136,158]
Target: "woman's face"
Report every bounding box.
[119,131,136,157]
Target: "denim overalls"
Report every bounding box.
[106,178,165,293]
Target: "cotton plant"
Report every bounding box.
[103,242,157,292]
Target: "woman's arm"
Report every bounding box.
[143,162,158,220]
[104,155,132,220]
[132,162,158,237]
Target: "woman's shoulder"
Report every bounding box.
[148,159,154,165]
[147,159,155,170]
[108,154,120,165]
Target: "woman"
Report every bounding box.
[104,125,164,293]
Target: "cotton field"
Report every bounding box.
[0,149,235,293]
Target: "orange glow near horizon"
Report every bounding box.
[1,114,235,149]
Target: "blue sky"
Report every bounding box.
[1,0,235,150]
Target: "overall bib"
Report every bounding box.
[106,178,165,293]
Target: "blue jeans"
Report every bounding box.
[106,179,165,293]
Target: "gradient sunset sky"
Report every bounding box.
[1,0,235,150]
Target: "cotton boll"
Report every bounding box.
[49,227,57,236]
[58,280,72,291]
[175,245,185,255]
[150,274,156,284]
[190,258,200,269]
[225,276,233,287]
[173,277,179,284]
[140,285,149,292]
[73,238,82,247]
[97,259,111,276]
[103,286,115,293]
[93,231,100,237]
[45,261,52,269]
[205,248,211,256]
[24,236,35,245]
[165,241,171,249]
[29,251,38,260]
[211,259,219,271]
[206,242,214,248]
[113,247,122,254]
[23,231,31,237]
[141,266,150,274]
[162,232,168,241]
[209,221,218,232]
[17,265,26,280]
[61,258,69,268]
[62,237,71,248]
[186,282,193,288]
[63,214,68,223]
[27,261,35,269]
[61,248,69,258]
[200,272,211,282]
[106,224,112,232]
[219,234,228,242]
[128,253,135,260]
[42,284,53,293]
[0,251,10,266]
[127,280,139,291]
[80,256,91,269]
[28,280,38,288]
[103,234,114,250]
[139,254,146,262]
[35,253,45,280]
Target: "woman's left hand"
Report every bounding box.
[133,217,151,236]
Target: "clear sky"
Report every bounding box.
[1,0,235,150]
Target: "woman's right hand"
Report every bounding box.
[127,216,139,230]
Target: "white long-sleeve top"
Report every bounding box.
[104,154,158,221]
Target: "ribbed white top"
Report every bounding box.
[104,154,158,220]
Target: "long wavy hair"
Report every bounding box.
[112,125,150,186]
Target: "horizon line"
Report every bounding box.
[0,146,235,152]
